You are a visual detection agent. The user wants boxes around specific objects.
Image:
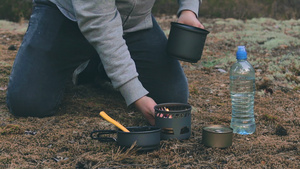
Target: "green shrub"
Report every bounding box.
[0,0,32,22]
[0,0,299,22]
[198,0,300,19]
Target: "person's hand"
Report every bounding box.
[134,96,157,126]
[178,10,204,29]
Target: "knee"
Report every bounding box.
[6,89,59,117]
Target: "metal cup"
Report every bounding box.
[202,125,233,148]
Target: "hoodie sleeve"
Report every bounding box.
[71,0,148,106]
[177,0,202,17]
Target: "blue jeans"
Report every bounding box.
[6,0,189,117]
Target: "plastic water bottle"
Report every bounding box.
[230,46,256,135]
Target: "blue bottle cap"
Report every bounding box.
[236,46,247,60]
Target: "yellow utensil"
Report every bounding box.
[99,111,130,132]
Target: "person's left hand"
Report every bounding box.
[178,10,204,29]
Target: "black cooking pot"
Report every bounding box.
[167,22,210,63]
[91,126,161,151]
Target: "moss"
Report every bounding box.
[212,18,300,51]
[201,60,217,68]
[0,124,23,135]
[261,114,278,122]
[288,64,300,76]
[273,72,286,81]
[189,85,199,95]
[268,64,281,73]
[286,74,300,84]
[266,75,275,81]
[293,85,300,91]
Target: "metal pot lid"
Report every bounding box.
[203,125,233,134]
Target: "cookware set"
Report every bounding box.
[91,104,191,151]
[91,23,232,151]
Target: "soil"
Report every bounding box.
[0,16,299,168]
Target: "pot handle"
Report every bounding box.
[90,130,117,142]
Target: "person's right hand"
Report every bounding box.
[134,96,157,126]
[178,10,205,29]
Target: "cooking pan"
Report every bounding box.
[91,126,161,151]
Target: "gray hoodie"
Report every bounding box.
[47,0,201,106]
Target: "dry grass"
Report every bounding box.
[0,17,299,168]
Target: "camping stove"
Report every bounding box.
[154,103,192,140]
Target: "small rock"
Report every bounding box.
[257,40,265,45]
[24,130,37,135]
[184,165,191,168]
[0,86,7,91]
[8,45,17,50]
[275,124,288,136]
[214,64,223,68]
[217,69,227,73]
[52,156,68,162]
[217,93,225,97]
[68,140,75,144]
[265,88,274,94]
